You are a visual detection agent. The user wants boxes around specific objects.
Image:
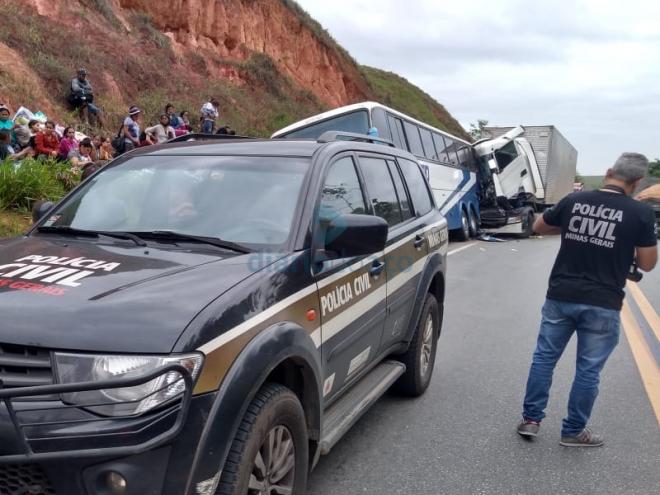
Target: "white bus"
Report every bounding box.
[272,102,479,239]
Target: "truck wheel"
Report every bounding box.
[519,210,535,239]
[394,294,441,397]
[468,209,479,238]
[456,209,470,241]
[217,383,308,495]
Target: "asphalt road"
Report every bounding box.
[308,236,660,495]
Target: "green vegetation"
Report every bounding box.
[469,120,489,141]
[361,66,470,140]
[0,159,80,211]
[0,210,31,238]
[650,159,660,178]
[82,0,123,30]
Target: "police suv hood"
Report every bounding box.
[0,236,269,353]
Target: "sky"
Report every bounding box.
[297,0,660,175]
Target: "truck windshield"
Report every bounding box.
[41,155,309,249]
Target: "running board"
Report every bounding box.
[319,360,405,455]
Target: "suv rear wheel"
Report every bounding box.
[394,294,441,396]
[217,383,308,495]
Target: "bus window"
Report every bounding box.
[403,121,424,156]
[372,107,390,141]
[387,115,407,150]
[442,136,460,167]
[457,145,477,172]
[419,127,437,161]
[281,110,369,139]
[432,133,450,164]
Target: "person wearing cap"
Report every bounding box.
[68,68,105,127]
[516,153,657,447]
[122,106,142,151]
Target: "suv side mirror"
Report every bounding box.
[488,158,498,172]
[325,214,388,258]
[32,201,55,223]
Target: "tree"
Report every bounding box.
[649,158,660,178]
[469,119,489,141]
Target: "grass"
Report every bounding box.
[0,210,32,238]
[360,66,471,140]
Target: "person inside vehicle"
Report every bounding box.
[68,68,105,127]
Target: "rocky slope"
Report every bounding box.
[0,0,468,139]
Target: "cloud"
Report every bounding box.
[297,0,660,173]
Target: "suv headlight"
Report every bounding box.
[54,353,204,417]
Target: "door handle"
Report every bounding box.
[369,260,386,278]
[520,169,528,177]
[413,235,425,249]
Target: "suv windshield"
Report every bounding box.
[41,155,309,248]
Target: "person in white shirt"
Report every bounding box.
[200,97,220,134]
[145,114,175,144]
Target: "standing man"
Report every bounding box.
[69,68,105,127]
[200,97,220,134]
[517,153,657,447]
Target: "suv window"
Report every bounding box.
[398,158,433,216]
[320,156,367,220]
[403,121,424,156]
[387,160,413,221]
[359,156,403,226]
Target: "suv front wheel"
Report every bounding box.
[394,293,441,396]
[217,383,309,495]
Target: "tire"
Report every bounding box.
[216,383,308,495]
[519,210,535,239]
[394,294,441,397]
[455,209,470,242]
[468,208,479,238]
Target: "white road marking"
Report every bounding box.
[447,242,478,256]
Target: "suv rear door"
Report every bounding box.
[316,154,388,401]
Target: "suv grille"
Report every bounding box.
[0,464,56,495]
[0,343,53,389]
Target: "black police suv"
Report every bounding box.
[0,132,448,495]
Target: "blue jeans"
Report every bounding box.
[522,299,620,436]
[202,119,214,134]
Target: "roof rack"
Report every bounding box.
[168,133,257,143]
[316,131,395,147]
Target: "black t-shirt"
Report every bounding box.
[544,190,657,310]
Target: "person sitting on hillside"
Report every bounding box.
[68,137,94,169]
[165,104,181,128]
[179,110,193,133]
[145,114,175,144]
[34,120,60,159]
[98,136,114,160]
[58,126,79,161]
[200,97,220,134]
[0,130,33,161]
[0,104,14,133]
[68,68,105,127]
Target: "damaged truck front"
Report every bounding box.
[474,125,578,237]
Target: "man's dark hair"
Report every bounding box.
[80,137,93,149]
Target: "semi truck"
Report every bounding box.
[473,125,578,237]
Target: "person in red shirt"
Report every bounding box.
[34,120,60,159]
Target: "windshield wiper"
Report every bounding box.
[36,226,147,247]
[131,230,251,254]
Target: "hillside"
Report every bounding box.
[0,0,467,139]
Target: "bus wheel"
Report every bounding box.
[468,209,479,238]
[456,209,470,241]
[217,383,308,495]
